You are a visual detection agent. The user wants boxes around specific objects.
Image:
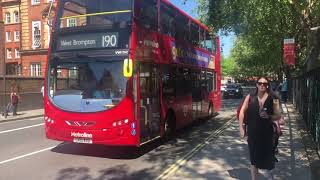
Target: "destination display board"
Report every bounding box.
[57,32,119,51]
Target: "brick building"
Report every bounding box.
[20,0,55,77]
[1,0,21,75]
[1,0,56,77]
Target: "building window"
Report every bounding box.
[67,18,77,27]
[69,67,78,78]
[15,49,20,58]
[7,49,12,59]
[5,13,11,24]
[14,11,19,23]
[31,63,41,76]
[32,21,41,48]
[14,31,20,41]
[31,0,40,5]
[6,32,11,42]
[57,69,62,77]
[6,63,19,75]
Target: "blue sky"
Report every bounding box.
[170,0,235,58]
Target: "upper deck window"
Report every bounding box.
[160,2,175,36]
[175,13,189,42]
[190,23,199,46]
[135,0,158,31]
[58,0,132,29]
[204,31,216,53]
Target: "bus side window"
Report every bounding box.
[200,70,207,90]
[200,29,207,49]
[205,31,216,53]
[175,13,189,42]
[160,2,176,36]
[190,23,200,47]
[207,70,214,92]
[176,67,191,96]
[136,0,158,31]
[191,69,201,101]
[162,65,176,98]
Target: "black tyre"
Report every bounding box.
[208,104,214,118]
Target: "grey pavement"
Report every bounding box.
[167,103,318,180]
[0,108,44,123]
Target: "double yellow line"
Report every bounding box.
[156,118,235,180]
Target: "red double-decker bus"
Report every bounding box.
[44,0,221,146]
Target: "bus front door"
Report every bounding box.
[139,63,161,143]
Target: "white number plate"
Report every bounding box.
[73,138,93,144]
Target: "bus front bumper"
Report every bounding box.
[45,125,138,146]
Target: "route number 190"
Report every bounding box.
[102,34,118,47]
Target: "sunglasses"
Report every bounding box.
[257,82,268,86]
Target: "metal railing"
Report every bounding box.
[292,68,320,149]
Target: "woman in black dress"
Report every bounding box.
[238,77,281,180]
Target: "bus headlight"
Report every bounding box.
[112,119,129,127]
[45,116,55,124]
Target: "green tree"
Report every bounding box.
[221,56,237,77]
[196,0,320,78]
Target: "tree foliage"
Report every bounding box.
[197,0,320,78]
[221,56,236,77]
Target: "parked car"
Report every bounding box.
[223,84,243,99]
[221,84,227,92]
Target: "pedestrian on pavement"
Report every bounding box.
[238,77,281,180]
[280,78,288,102]
[41,85,44,97]
[10,86,20,116]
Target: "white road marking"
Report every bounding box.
[0,146,56,165]
[0,123,44,134]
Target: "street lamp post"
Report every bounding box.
[2,47,6,118]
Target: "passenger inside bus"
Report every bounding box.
[97,70,122,99]
[81,68,97,99]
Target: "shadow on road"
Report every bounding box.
[56,165,156,180]
[50,116,227,160]
[51,143,143,160]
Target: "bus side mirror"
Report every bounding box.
[123,59,133,77]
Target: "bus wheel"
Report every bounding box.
[208,104,214,118]
[164,112,176,141]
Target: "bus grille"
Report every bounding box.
[65,121,96,127]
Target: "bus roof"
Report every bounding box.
[162,0,209,31]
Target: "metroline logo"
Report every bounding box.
[70,132,93,138]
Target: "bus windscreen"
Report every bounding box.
[48,59,128,113]
[57,0,132,28]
